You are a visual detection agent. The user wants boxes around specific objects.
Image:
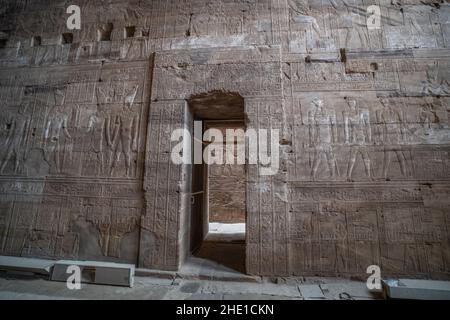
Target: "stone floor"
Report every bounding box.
[194,240,246,274]
[0,272,383,300]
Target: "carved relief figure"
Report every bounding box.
[190,14,209,37]
[96,82,115,104]
[107,88,139,177]
[0,103,31,174]
[288,0,322,36]
[343,98,372,180]
[377,99,410,179]
[91,213,137,258]
[419,99,440,130]
[124,84,139,109]
[329,0,368,47]
[404,6,424,35]
[44,90,72,175]
[190,2,218,37]
[422,62,450,96]
[309,98,339,180]
[86,104,108,175]
[343,3,369,48]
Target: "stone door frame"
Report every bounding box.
[139,47,289,276]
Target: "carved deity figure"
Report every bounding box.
[377,99,410,179]
[44,103,72,175]
[404,6,424,35]
[340,1,369,48]
[309,98,339,180]
[96,82,115,104]
[419,100,440,130]
[43,88,72,174]
[87,104,108,175]
[328,0,368,47]
[107,92,139,177]
[288,0,322,36]
[423,63,450,96]
[0,103,31,174]
[343,98,372,180]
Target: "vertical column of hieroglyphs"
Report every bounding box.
[141,100,186,270]
[245,97,289,276]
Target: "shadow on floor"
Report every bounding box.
[194,240,246,274]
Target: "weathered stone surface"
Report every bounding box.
[0,0,449,280]
[206,122,246,224]
[298,285,325,300]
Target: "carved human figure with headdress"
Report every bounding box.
[44,89,72,174]
[0,103,31,174]
[288,0,322,36]
[309,98,339,180]
[343,98,372,180]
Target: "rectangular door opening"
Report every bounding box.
[190,121,246,274]
[186,92,247,275]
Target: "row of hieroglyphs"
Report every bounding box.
[291,96,449,181]
[287,199,450,274]
[283,59,450,94]
[0,80,143,178]
[289,202,445,243]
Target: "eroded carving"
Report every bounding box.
[0,103,31,174]
[309,98,339,180]
[378,98,411,179]
[343,98,372,180]
[43,90,73,175]
[107,98,139,177]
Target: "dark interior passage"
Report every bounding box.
[187,92,246,274]
[194,240,246,274]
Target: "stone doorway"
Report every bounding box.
[141,47,286,276]
[188,93,247,274]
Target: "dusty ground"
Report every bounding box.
[0,272,383,300]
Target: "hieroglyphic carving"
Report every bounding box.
[88,212,137,258]
[85,104,108,176]
[377,98,411,179]
[288,0,321,36]
[0,103,31,174]
[419,99,440,130]
[423,62,450,96]
[43,90,74,175]
[0,0,450,280]
[339,1,369,49]
[107,101,139,177]
[309,98,338,180]
[343,98,372,180]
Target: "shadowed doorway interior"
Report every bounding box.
[188,92,246,274]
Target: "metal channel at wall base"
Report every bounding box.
[51,260,135,288]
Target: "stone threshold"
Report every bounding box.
[137,257,261,283]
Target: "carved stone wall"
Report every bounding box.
[206,122,246,224]
[0,60,149,263]
[0,0,449,279]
